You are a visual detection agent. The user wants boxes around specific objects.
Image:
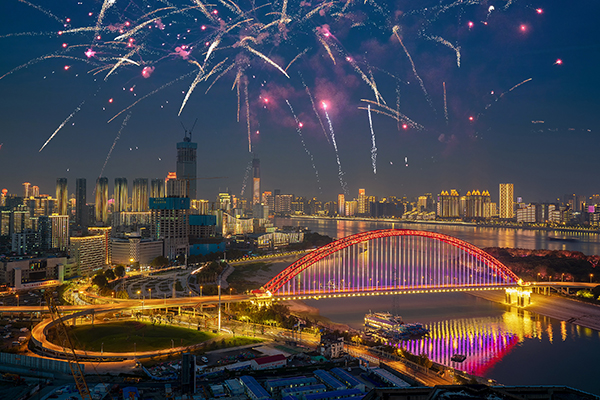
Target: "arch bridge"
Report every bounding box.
[256,229,529,304]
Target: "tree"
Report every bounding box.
[151,256,169,268]
[114,265,125,278]
[92,274,108,288]
[104,268,115,281]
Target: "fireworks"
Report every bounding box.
[1,0,565,188]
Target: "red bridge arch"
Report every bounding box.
[261,229,521,296]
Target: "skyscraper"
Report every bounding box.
[22,182,31,198]
[499,183,514,219]
[150,178,165,198]
[177,134,197,199]
[49,214,69,251]
[358,189,367,215]
[252,157,260,205]
[132,178,149,212]
[338,194,345,216]
[75,178,87,228]
[56,178,68,216]
[114,177,128,212]
[95,177,109,225]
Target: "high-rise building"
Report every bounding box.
[75,178,87,228]
[275,194,293,215]
[177,134,197,199]
[95,177,109,225]
[437,190,460,218]
[49,214,69,251]
[150,197,190,259]
[150,178,165,198]
[22,182,31,198]
[358,189,367,215]
[465,190,491,219]
[114,178,128,212]
[132,178,149,212]
[262,191,274,213]
[31,186,39,197]
[499,183,514,219]
[338,194,345,216]
[56,178,68,216]
[252,157,260,205]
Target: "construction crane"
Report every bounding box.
[45,292,92,400]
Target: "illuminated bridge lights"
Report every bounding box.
[262,229,521,297]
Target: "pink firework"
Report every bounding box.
[85,48,96,58]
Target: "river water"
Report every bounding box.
[274,217,600,395]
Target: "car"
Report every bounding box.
[201,357,208,363]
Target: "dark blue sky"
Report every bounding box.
[1,0,599,204]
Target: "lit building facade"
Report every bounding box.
[132,178,149,212]
[150,197,190,259]
[252,157,261,205]
[358,189,367,215]
[88,226,112,265]
[95,177,109,225]
[465,190,491,219]
[110,236,163,265]
[56,178,68,216]
[114,177,128,212]
[49,214,69,251]
[437,190,460,218]
[70,235,106,276]
[338,194,345,216]
[499,183,514,219]
[150,178,165,198]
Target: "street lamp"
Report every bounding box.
[148,288,152,300]
[537,273,540,282]
[137,290,141,300]
[591,274,594,283]
[16,294,19,307]
[561,273,564,282]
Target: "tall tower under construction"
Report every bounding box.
[177,132,197,199]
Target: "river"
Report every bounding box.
[274,217,600,395]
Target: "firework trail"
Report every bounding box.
[95,0,117,37]
[205,62,235,94]
[0,54,97,81]
[240,159,252,196]
[18,0,63,24]
[108,71,195,123]
[244,78,252,152]
[179,69,205,116]
[286,100,322,192]
[99,113,131,178]
[301,76,330,144]
[285,48,309,72]
[105,47,140,80]
[243,45,290,78]
[393,26,435,112]
[323,103,348,195]
[481,78,532,114]
[427,35,461,67]
[396,84,401,131]
[443,81,449,125]
[368,104,377,174]
[360,99,424,130]
[39,100,85,152]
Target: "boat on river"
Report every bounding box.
[364,311,429,340]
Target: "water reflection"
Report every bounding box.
[277,217,600,255]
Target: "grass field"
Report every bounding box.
[60,321,217,353]
[228,262,272,292]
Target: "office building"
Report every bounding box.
[56,178,68,216]
[499,183,514,219]
[75,178,87,228]
[31,186,39,197]
[275,194,293,215]
[150,178,165,198]
[110,235,163,265]
[150,197,190,259]
[70,235,106,275]
[114,177,128,212]
[252,157,260,205]
[132,178,149,212]
[95,177,109,225]
[22,182,32,198]
[177,134,198,199]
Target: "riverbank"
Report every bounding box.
[283,300,351,332]
[288,215,600,235]
[470,291,600,331]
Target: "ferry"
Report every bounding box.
[364,312,429,340]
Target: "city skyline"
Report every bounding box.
[1,1,599,202]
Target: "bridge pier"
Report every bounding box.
[505,287,531,307]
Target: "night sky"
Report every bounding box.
[1,0,599,204]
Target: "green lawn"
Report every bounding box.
[60,321,217,353]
